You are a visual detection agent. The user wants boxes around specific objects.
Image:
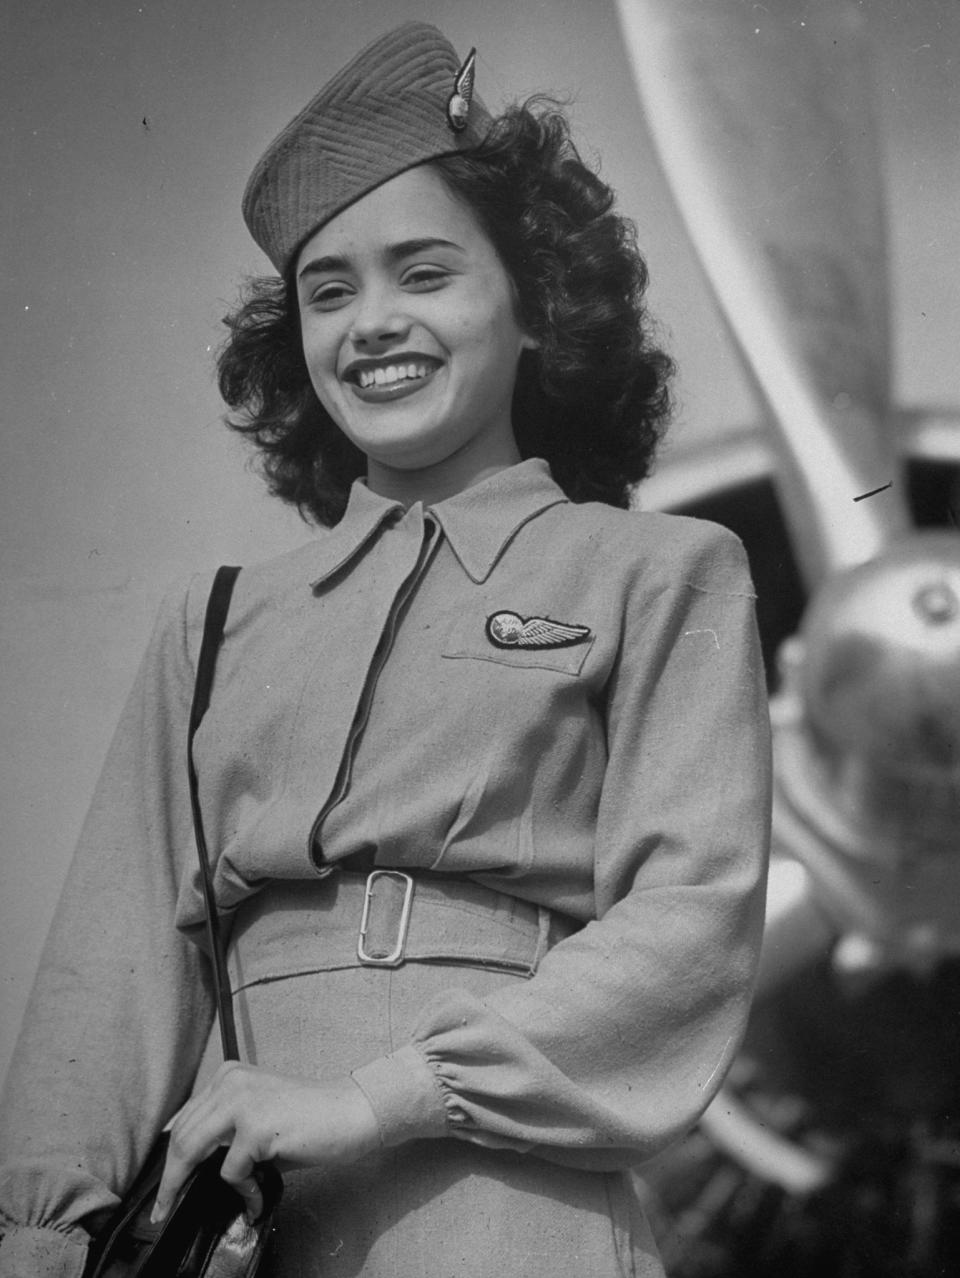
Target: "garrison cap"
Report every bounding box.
[242,22,491,275]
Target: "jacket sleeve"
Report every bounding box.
[352,526,772,1167]
[0,578,216,1277]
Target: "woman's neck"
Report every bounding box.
[365,437,522,509]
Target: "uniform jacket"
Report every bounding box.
[0,459,772,1276]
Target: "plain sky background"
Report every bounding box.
[1,0,958,1083]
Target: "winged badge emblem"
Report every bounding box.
[446,47,477,133]
[485,611,592,650]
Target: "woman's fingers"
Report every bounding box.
[222,1168,265,1225]
[151,1074,238,1223]
[148,1065,382,1224]
[150,1124,223,1224]
[152,1134,266,1228]
[220,1137,267,1223]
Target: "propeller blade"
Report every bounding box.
[616,0,911,584]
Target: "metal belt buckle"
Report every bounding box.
[357,870,415,967]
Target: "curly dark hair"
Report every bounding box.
[218,100,674,525]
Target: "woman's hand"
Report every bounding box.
[151,1062,381,1224]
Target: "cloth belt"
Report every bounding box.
[227,871,581,993]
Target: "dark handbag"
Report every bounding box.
[83,566,283,1277]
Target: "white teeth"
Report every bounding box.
[356,363,432,389]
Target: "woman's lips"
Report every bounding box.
[345,358,440,404]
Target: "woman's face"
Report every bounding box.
[295,165,535,497]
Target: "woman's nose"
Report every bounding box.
[349,288,411,348]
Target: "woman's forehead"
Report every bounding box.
[297,166,486,267]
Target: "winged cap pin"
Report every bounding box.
[446,47,477,132]
[486,611,592,650]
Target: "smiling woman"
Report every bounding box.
[217,88,673,527]
[294,167,535,503]
[0,21,771,1278]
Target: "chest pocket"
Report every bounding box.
[441,608,595,676]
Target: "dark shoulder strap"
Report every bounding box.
[189,566,241,739]
[187,565,241,1061]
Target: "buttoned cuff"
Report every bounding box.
[350,1044,452,1147]
[0,1225,88,1278]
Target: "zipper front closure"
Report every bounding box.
[308,515,441,864]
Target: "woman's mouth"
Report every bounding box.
[345,358,440,402]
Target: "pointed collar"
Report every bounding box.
[429,458,569,582]
[309,458,568,588]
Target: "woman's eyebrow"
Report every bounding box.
[386,237,464,262]
[298,237,464,282]
[298,253,350,281]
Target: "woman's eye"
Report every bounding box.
[309,282,353,309]
[403,266,450,291]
